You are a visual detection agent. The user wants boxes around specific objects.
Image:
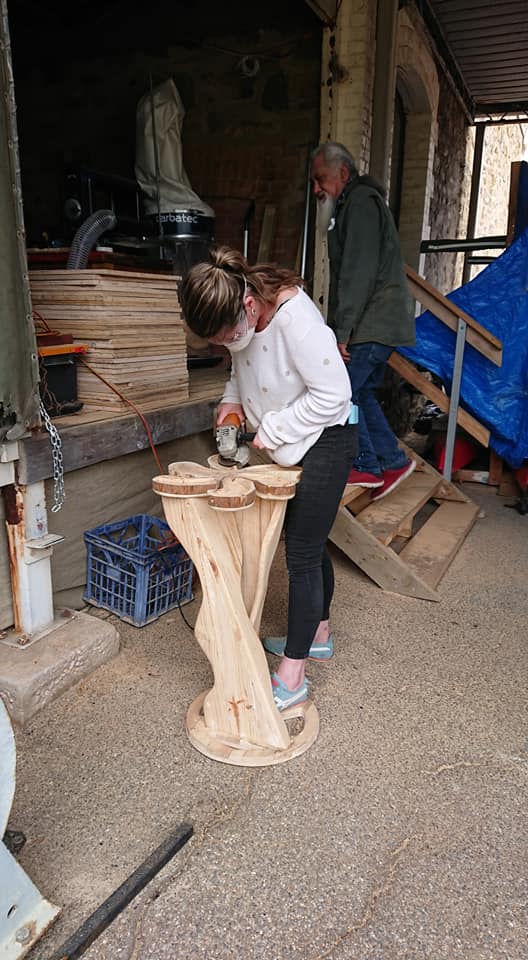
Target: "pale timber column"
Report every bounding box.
[314,0,378,314]
[370,0,399,189]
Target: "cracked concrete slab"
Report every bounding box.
[7,485,528,960]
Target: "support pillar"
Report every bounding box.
[370,0,398,188]
[2,479,61,639]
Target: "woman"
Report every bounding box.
[179,246,357,710]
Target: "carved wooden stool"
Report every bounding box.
[153,461,319,766]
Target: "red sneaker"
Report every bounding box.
[346,469,384,488]
[371,460,416,501]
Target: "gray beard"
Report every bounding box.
[316,194,336,237]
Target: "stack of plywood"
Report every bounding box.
[29,269,189,412]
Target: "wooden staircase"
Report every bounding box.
[329,444,480,601]
[328,263,502,601]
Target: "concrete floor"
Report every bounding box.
[9,484,528,960]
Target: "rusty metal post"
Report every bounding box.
[2,480,62,638]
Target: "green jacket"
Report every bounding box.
[327,175,415,348]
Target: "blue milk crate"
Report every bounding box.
[83,514,193,627]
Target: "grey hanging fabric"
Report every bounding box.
[135,78,214,218]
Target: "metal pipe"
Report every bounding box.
[420,235,506,253]
[465,256,497,265]
[44,823,193,960]
[462,122,486,283]
[300,149,313,280]
[242,200,255,259]
[443,318,467,482]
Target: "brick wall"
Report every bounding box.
[426,71,473,294]
[314,0,378,310]
[319,0,377,169]
[395,7,439,276]
[476,123,528,244]
[11,4,322,269]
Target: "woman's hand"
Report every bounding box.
[216,402,245,425]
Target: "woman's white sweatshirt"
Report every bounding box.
[221,287,352,466]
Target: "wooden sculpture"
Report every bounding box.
[153,461,320,766]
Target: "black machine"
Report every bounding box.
[62,164,214,276]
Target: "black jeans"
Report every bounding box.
[284,423,358,659]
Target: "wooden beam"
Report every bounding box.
[17,397,218,484]
[356,472,441,546]
[507,161,522,245]
[329,506,440,602]
[388,352,490,448]
[257,205,277,262]
[398,501,479,590]
[400,442,469,503]
[304,0,338,25]
[405,266,502,366]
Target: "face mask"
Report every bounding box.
[227,326,256,352]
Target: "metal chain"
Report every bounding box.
[39,401,65,512]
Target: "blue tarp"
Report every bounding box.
[400,229,528,468]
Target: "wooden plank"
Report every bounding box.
[388,352,490,448]
[356,472,441,546]
[344,490,373,514]
[399,441,470,504]
[507,160,522,245]
[30,268,179,284]
[257,205,277,262]
[329,506,440,602]
[17,395,218,484]
[488,449,504,486]
[21,367,225,480]
[453,469,490,484]
[341,484,369,507]
[405,265,502,365]
[398,500,480,589]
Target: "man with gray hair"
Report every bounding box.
[310,141,416,500]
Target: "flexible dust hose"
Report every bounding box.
[66,209,117,269]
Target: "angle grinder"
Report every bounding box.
[215,413,256,468]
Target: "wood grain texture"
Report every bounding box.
[31,268,189,413]
[154,461,319,766]
[330,505,440,602]
[329,445,478,601]
[357,473,441,546]
[398,500,479,588]
[405,265,502,365]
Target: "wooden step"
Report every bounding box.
[341,484,369,507]
[356,472,441,546]
[398,500,480,589]
[329,449,479,602]
[330,505,440,602]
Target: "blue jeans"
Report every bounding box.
[345,343,408,476]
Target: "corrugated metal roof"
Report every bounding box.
[428,0,528,115]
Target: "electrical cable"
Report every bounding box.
[78,361,199,633]
[35,315,198,632]
[199,29,316,59]
[78,357,164,474]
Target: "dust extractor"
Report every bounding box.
[135,77,214,275]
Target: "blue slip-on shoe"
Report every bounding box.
[271,672,309,711]
[263,634,334,661]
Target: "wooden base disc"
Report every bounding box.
[186,691,320,766]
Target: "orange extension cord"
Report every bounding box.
[78,357,164,474]
[34,310,164,473]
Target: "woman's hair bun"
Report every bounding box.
[211,245,246,275]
